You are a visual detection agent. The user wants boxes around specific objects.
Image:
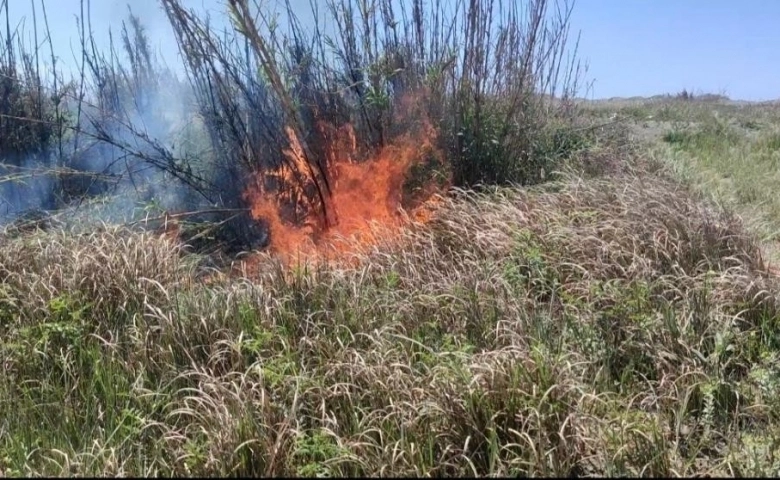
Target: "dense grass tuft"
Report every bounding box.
[2,167,780,476]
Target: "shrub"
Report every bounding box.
[1,0,585,249]
[161,0,584,237]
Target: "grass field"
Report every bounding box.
[591,97,780,253]
[2,96,780,476]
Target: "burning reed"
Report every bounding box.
[1,0,583,260]
[159,0,582,260]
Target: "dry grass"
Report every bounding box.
[588,98,780,263]
[1,165,779,477]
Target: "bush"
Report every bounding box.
[161,0,584,238]
[1,0,585,249]
[0,16,69,218]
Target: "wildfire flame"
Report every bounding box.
[242,104,448,267]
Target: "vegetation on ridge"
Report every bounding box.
[1,0,780,477]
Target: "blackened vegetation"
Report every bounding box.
[1,0,584,252]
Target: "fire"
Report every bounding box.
[242,105,448,267]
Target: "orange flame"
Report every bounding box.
[242,94,448,268]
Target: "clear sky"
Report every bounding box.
[3,0,779,101]
[571,0,780,101]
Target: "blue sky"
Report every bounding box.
[572,0,780,101]
[4,0,779,101]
